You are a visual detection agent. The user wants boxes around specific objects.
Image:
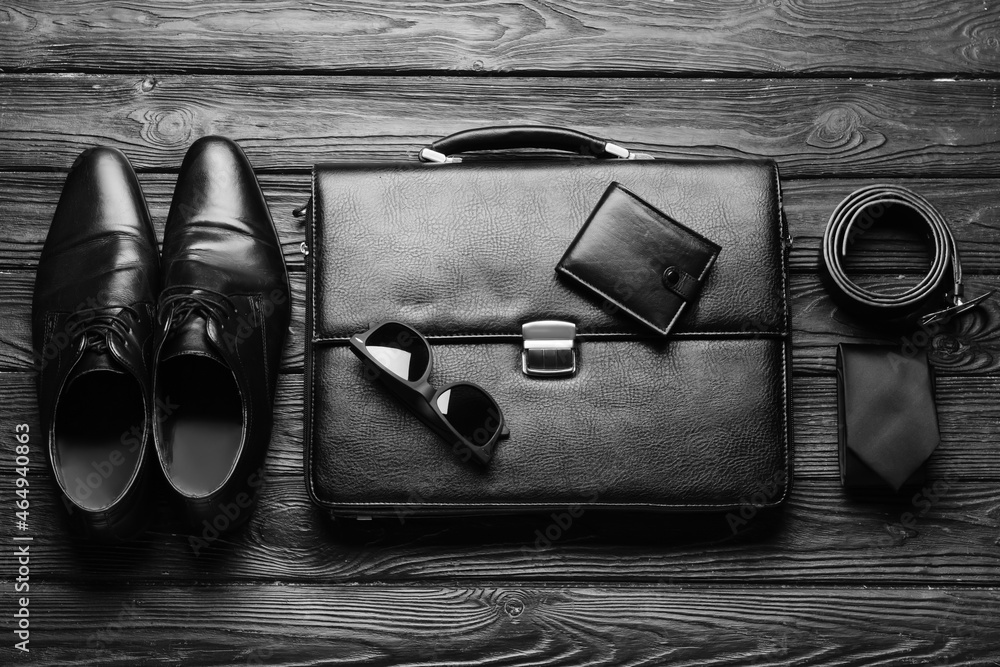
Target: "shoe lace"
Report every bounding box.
[158,288,236,334]
[70,306,138,354]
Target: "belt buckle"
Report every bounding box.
[522,320,577,377]
[920,290,993,327]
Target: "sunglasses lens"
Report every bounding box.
[365,323,430,382]
[435,384,503,447]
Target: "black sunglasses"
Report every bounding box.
[349,321,509,465]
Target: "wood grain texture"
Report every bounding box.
[0,173,310,272]
[2,10,1000,658]
[3,371,999,482]
[5,173,1000,375]
[0,270,307,374]
[2,373,999,585]
[2,473,998,585]
[1,584,998,666]
[785,179,1000,275]
[4,174,1000,273]
[1,75,999,176]
[1,1,999,75]
[790,274,1000,375]
[7,269,1000,377]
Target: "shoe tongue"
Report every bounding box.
[160,315,226,365]
[69,349,126,382]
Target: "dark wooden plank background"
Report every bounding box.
[1,2,999,665]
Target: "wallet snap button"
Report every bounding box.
[662,266,681,288]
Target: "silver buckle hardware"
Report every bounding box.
[604,141,655,160]
[522,320,576,377]
[919,283,993,327]
[418,147,463,164]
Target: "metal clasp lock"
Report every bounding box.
[521,320,576,378]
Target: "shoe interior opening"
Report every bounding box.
[55,371,145,512]
[159,355,244,497]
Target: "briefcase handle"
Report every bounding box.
[418,125,653,163]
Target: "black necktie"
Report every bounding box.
[837,344,940,491]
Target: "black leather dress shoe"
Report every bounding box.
[153,136,289,534]
[32,147,159,540]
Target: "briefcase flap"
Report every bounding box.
[310,159,786,339]
[306,156,791,516]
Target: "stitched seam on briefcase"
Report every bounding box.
[308,173,321,502]
[309,330,786,343]
[774,163,791,504]
[311,183,320,343]
[320,499,788,510]
[775,164,789,334]
[774,338,790,505]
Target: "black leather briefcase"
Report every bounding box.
[304,126,792,518]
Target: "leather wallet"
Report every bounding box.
[556,182,721,336]
[837,344,940,491]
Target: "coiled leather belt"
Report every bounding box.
[821,184,988,326]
